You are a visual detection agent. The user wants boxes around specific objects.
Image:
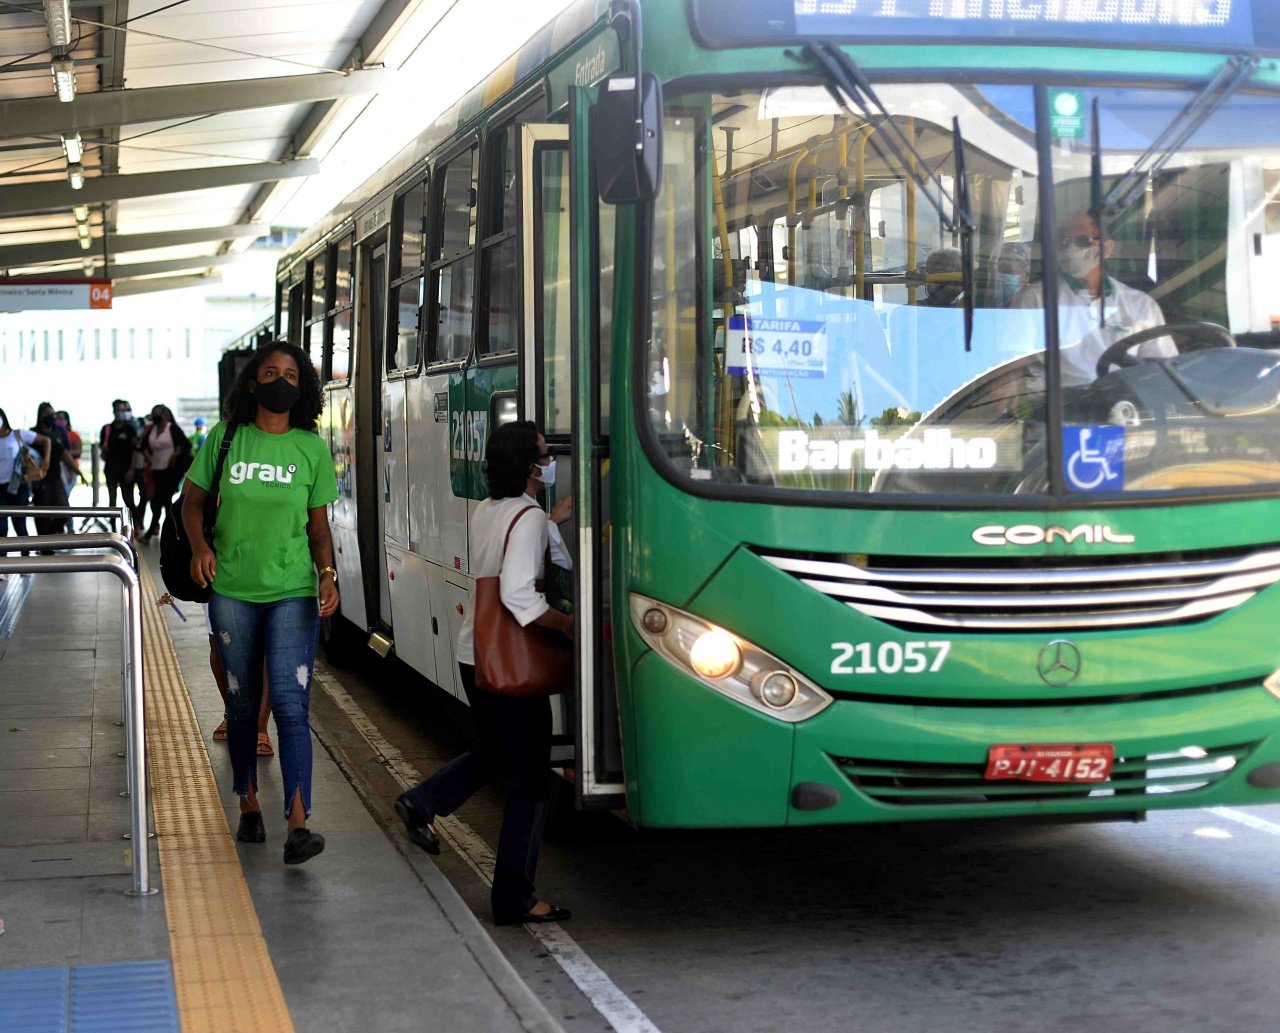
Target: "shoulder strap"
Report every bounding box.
[204,423,239,528]
[500,506,541,559]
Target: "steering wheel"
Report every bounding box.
[1095,321,1236,379]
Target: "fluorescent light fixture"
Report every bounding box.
[72,204,88,222]
[67,162,84,190]
[82,258,94,275]
[50,57,76,103]
[77,225,91,249]
[43,0,72,49]
[61,132,83,164]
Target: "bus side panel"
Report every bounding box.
[386,543,438,685]
[327,383,368,631]
[382,377,409,549]
[408,370,468,573]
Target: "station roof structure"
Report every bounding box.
[0,0,409,295]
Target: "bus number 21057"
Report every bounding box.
[830,641,951,675]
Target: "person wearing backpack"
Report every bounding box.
[182,342,338,865]
[0,407,52,570]
[99,400,143,525]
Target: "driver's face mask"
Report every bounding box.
[1059,242,1101,281]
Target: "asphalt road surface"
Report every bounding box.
[308,650,1280,1033]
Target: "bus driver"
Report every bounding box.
[1012,210,1173,386]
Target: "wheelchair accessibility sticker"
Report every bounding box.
[1064,425,1124,492]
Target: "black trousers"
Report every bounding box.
[146,467,182,535]
[405,663,552,923]
[104,470,145,525]
[0,483,30,538]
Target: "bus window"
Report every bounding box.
[1048,87,1280,495]
[392,277,424,371]
[398,179,426,276]
[331,308,351,381]
[597,199,616,437]
[481,238,518,356]
[650,84,1047,496]
[335,233,353,310]
[310,250,329,319]
[429,147,477,364]
[539,148,572,435]
[440,148,478,259]
[390,178,427,371]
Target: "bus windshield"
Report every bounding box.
[646,79,1280,499]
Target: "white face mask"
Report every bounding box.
[533,460,556,489]
[1059,243,1100,281]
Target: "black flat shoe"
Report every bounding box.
[394,794,441,856]
[496,904,572,926]
[236,811,265,843]
[283,827,325,865]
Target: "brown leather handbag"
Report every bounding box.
[474,506,573,697]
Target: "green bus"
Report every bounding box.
[275,0,1280,827]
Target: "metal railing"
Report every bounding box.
[0,508,154,897]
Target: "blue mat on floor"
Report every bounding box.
[0,960,179,1033]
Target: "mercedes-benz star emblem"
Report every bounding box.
[1037,640,1082,687]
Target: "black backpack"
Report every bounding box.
[159,423,238,603]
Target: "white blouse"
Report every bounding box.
[455,494,550,666]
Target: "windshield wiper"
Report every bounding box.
[803,43,977,350]
[1101,55,1259,217]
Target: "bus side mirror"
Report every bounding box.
[594,73,663,204]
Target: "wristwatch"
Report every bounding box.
[318,566,339,585]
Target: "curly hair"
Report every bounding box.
[224,341,323,431]
[484,420,541,499]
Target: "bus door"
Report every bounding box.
[356,236,392,632]
[521,119,626,807]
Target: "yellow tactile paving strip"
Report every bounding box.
[139,562,296,1033]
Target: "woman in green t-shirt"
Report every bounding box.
[184,342,340,865]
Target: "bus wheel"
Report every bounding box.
[320,615,361,668]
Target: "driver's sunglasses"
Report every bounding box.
[1059,234,1101,249]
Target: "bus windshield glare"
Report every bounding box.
[646,80,1280,499]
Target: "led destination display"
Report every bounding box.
[691,0,1279,50]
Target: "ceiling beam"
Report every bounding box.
[0,223,269,269]
[237,0,420,238]
[113,274,221,298]
[0,159,319,214]
[0,69,394,141]
[9,252,243,280]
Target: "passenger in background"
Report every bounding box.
[55,411,83,502]
[183,342,339,864]
[921,247,965,308]
[30,402,71,546]
[139,404,190,544]
[394,420,574,926]
[100,400,143,526]
[191,416,208,451]
[993,242,1032,307]
[0,407,52,568]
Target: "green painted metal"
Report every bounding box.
[597,0,1280,827]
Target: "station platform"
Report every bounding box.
[0,555,565,1033]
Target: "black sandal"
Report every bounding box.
[496,904,571,926]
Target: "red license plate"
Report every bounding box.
[985,743,1115,783]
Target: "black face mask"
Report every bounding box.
[255,378,300,414]
[39,415,54,429]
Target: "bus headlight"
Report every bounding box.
[690,630,741,679]
[630,594,832,723]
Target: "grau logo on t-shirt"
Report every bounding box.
[228,461,298,485]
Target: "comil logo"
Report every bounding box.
[972,524,1135,547]
[229,461,297,486]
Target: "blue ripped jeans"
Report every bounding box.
[208,591,319,819]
